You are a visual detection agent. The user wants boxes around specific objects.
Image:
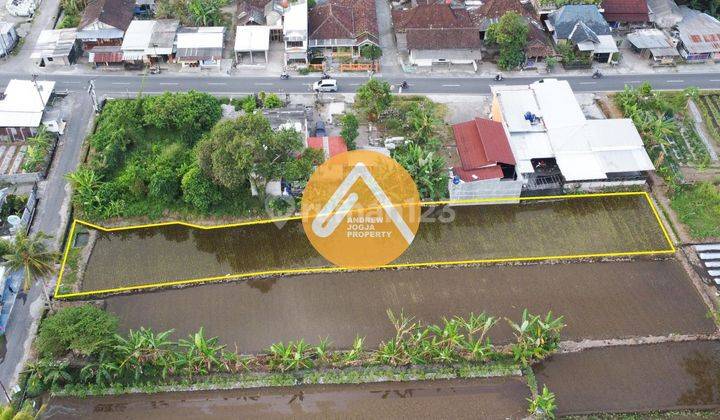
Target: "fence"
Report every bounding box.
[308,63,326,72]
[340,62,380,72]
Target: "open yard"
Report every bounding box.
[61,193,673,295]
[102,260,714,353]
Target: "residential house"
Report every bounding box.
[392,4,482,67]
[0,79,55,141]
[283,0,308,64]
[676,6,720,62]
[600,0,649,25]
[31,29,80,67]
[77,0,135,51]
[626,28,680,63]
[489,79,654,196]
[176,27,225,68]
[546,5,618,63]
[235,25,270,63]
[308,0,379,60]
[449,117,523,202]
[88,46,124,67]
[121,19,179,64]
[647,0,682,29]
[0,23,18,57]
[237,0,283,41]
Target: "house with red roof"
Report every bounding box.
[307,136,348,159]
[601,0,650,24]
[308,0,379,60]
[449,118,524,201]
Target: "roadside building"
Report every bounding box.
[77,0,135,51]
[0,79,55,141]
[647,0,682,29]
[234,25,270,63]
[283,0,308,65]
[546,5,618,63]
[176,27,225,68]
[626,28,680,63]
[600,0,649,26]
[308,0,379,60]
[392,4,482,67]
[88,45,124,67]
[490,79,654,193]
[237,0,284,41]
[307,136,347,159]
[449,118,523,202]
[676,6,720,62]
[524,18,555,63]
[31,29,80,67]
[121,19,179,64]
[0,23,18,57]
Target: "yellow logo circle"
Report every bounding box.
[301,150,421,269]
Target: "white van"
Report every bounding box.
[313,79,338,92]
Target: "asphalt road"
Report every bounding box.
[1,71,719,96]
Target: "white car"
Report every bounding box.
[313,79,338,92]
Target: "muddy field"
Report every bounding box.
[103,260,713,353]
[534,340,720,416]
[43,377,530,420]
[79,194,671,292]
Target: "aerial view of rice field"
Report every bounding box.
[58,193,672,295]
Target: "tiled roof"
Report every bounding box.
[601,0,649,22]
[307,136,348,158]
[392,4,476,31]
[80,0,134,31]
[471,0,537,30]
[406,28,481,50]
[309,0,378,43]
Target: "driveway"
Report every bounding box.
[374,0,402,75]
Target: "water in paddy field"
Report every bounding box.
[534,340,720,416]
[79,194,671,292]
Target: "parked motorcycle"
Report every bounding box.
[592,70,603,79]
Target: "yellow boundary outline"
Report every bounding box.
[54,191,675,299]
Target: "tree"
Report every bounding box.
[355,79,392,122]
[405,103,441,149]
[392,144,448,200]
[359,44,382,63]
[196,113,308,201]
[3,231,58,294]
[283,147,324,184]
[181,164,223,212]
[485,11,529,70]
[188,0,225,26]
[36,305,118,358]
[340,113,359,150]
[142,91,222,143]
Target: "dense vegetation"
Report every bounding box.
[156,0,228,26]
[485,12,529,71]
[615,84,719,239]
[355,80,450,200]
[69,91,319,221]
[26,305,564,396]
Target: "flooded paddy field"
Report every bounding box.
[43,377,530,420]
[104,260,713,353]
[534,340,720,416]
[78,194,671,293]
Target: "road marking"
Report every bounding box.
[349,83,360,86]
[159,82,179,85]
[579,82,596,85]
[255,82,274,86]
[63,82,81,85]
[629,80,642,83]
[666,80,684,83]
[711,79,720,82]
[442,84,461,87]
[111,82,130,85]
[207,82,226,85]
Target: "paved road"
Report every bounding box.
[1,71,719,96]
[0,93,94,401]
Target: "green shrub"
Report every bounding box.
[670,181,720,239]
[340,113,359,150]
[142,91,222,143]
[148,166,181,202]
[0,406,14,420]
[298,67,311,75]
[57,12,79,28]
[263,93,284,109]
[181,164,223,212]
[36,305,118,358]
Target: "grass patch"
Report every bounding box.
[670,181,720,239]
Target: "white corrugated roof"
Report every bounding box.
[0,79,55,127]
[283,1,307,35]
[234,25,270,51]
[122,20,154,51]
[176,27,224,49]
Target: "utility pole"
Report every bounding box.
[30,73,45,105]
[87,79,99,112]
[0,378,10,402]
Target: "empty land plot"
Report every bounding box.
[104,260,714,353]
[534,340,720,416]
[66,193,673,295]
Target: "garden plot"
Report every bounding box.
[698,93,720,147]
[58,192,673,296]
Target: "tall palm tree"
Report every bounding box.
[3,231,58,294]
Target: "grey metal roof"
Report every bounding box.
[647,0,682,28]
[176,47,223,60]
[627,29,671,48]
[549,5,611,42]
[677,6,720,54]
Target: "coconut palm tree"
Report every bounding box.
[3,231,58,295]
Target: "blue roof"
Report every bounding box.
[550,5,611,43]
